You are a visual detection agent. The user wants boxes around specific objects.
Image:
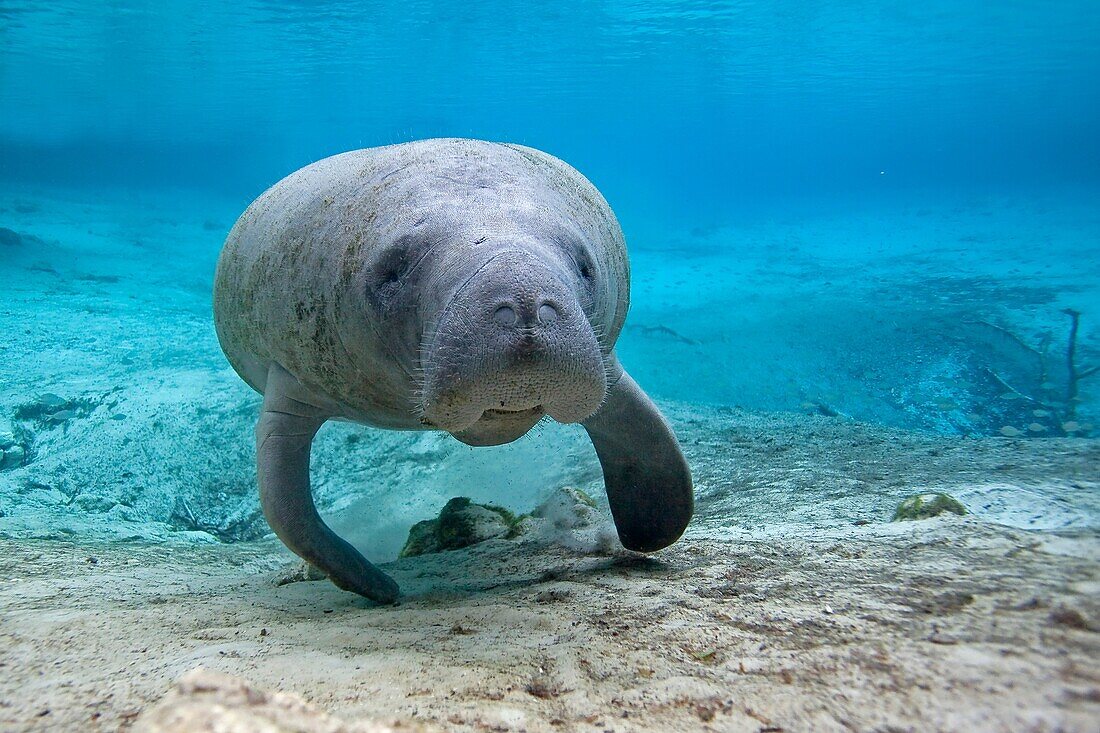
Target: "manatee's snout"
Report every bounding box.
[487,286,565,359]
[421,251,607,443]
[490,299,560,335]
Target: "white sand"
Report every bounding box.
[3,504,1099,731]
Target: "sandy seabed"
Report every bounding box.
[1,186,1099,731]
[3,416,1099,733]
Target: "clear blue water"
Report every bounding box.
[2,6,1100,727]
[0,3,1097,548]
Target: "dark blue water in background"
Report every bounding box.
[3,1,1098,220]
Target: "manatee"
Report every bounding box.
[213,138,692,602]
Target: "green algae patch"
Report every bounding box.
[892,492,968,521]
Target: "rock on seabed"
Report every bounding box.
[893,492,969,521]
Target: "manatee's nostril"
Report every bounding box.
[538,302,558,324]
[493,305,517,326]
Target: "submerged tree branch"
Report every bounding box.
[982,368,1047,407]
[965,319,1044,358]
[1059,308,1098,418]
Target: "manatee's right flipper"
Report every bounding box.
[256,363,399,603]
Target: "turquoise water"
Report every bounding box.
[4,1,1098,208]
[1,3,1097,551]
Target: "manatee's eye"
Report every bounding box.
[575,248,595,282]
[365,246,414,316]
[371,246,408,290]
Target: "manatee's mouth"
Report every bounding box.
[420,344,606,435]
[449,404,549,447]
[483,405,543,417]
[423,363,604,437]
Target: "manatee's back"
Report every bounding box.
[213,147,390,398]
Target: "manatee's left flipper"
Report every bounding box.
[582,364,693,552]
[257,363,400,603]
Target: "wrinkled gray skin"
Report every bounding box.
[213,139,692,603]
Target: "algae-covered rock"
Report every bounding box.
[399,497,523,558]
[400,518,443,558]
[70,493,117,513]
[398,488,612,558]
[892,492,968,521]
[438,497,518,549]
[532,486,618,554]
